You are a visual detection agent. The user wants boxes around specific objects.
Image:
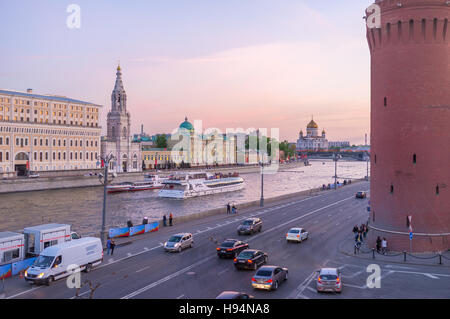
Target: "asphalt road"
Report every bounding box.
[6,181,450,299]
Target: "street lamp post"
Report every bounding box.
[98,153,116,248]
[333,153,341,190]
[259,161,265,207]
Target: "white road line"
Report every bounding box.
[217,268,228,276]
[393,270,450,278]
[121,256,215,299]
[6,286,43,299]
[424,274,439,279]
[176,294,185,299]
[136,266,150,273]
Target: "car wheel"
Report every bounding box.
[46,276,54,286]
[284,272,288,281]
[178,246,182,253]
[264,256,268,264]
[84,263,92,273]
[190,242,193,248]
[258,227,261,232]
[273,281,279,290]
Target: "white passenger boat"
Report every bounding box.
[158,172,245,199]
[107,175,168,193]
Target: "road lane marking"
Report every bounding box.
[136,266,150,273]
[6,286,43,299]
[121,256,215,299]
[176,294,185,299]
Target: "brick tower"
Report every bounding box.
[366,0,449,252]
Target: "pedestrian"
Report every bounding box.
[163,214,167,227]
[376,236,382,253]
[106,237,111,255]
[169,213,173,226]
[363,225,368,240]
[110,238,116,256]
[381,237,387,255]
[354,235,362,254]
[352,225,359,234]
[232,205,237,214]
[227,203,231,214]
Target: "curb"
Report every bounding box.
[337,238,450,269]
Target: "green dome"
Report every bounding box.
[179,117,194,131]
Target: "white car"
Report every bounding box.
[286,227,309,243]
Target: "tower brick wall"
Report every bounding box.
[366,0,450,252]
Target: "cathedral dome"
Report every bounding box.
[179,117,194,131]
[307,119,318,129]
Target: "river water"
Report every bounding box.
[0,159,369,235]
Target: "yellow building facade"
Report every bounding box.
[0,89,102,177]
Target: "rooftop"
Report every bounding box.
[0,89,102,107]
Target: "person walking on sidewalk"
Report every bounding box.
[169,213,173,226]
[163,214,167,227]
[381,237,387,255]
[232,205,237,214]
[110,238,116,256]
[376,236,382,253]
[106,237,111,255]
[226,203,231,214]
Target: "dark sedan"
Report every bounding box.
[356,191,367,198]
[216,239,249,258]
[215,291,254,299]
[234,249,268,270]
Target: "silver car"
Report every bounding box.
[251,265,288,291]
[316,268,342,293]
[164,233,194,252]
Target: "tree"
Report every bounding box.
[155,134,168,148]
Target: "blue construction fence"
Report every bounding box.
[108,221,159,238]
[0,257,36,280]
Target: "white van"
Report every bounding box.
[24,237,103,285]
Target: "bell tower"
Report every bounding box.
[107,64,131,143]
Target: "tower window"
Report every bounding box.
[374,154,377,164]
[413,154,416,164]
[384,97,387,107]
[390,184,394,194]
[436,185,439,195]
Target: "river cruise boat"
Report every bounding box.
[158,172,245,199]
[107,175,168,193]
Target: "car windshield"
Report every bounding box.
[168,236,182,243]
[242,220,253,226]
[33,255,54,268]
[238,251,255,259]
[288,229,300,234]
[256,270,273,277]
[221,242,235,247]
[320,274,338,280]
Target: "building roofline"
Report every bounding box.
[0,89,102,107]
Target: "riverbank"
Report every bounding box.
[0,161,305,194]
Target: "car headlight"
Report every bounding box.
[24,270,28,276]
[37,273,44,279]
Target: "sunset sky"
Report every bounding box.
[0,0,373,144]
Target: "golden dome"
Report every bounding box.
[307,119,318,129]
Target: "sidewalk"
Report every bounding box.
[339,236,450,268]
